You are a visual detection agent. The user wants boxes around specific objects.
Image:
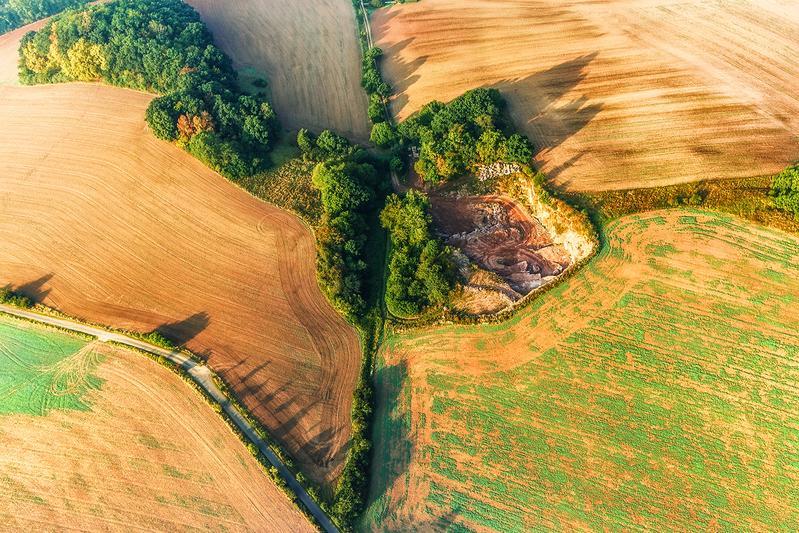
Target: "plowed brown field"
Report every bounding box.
[373,0,799,191]
[0,316,313,531]
[0,25,360,486]
[186,0,370,142]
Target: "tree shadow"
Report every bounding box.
[151,311,210,347]
[9,273,54,303]
[493,52,602,157]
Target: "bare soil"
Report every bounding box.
[186,0,370,142]
[0,341,313,531]
[373,0,799,191]
[431,195,570,294]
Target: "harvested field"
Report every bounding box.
[186,0,370,142]
[431,195,570,295]
[365,209,799,530]
[0,81,359,487]
[0,314,313,531]
[373,0,799,191]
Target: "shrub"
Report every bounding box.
[771,164,799,218]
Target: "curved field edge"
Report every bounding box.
[0,81,360,489]
[364,208,799,531]
[0,312,314,531]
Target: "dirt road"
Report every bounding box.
[0,304,339,533]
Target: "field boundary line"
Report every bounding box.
[0,303,339,533]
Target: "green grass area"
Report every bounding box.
[240,157,321,226]
[0,315,104,416]
[364,209,799,531]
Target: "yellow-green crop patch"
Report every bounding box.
[365,209,799,531]
[0,315,103,416]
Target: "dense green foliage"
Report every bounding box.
[771,164,799,218]
[398,88,534,183]
[361,46,390,126]
[0,286,33,308]
[381,191,455,316]
[18,0,278,179]
[302,130,383,321]
[0,0,86,34]
[332,311,381,528]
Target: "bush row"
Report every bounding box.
[0,286,34,308]
[301,130,386,323]
[19,0,278,180]
[331,310,382,530]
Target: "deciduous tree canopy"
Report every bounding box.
[0,0,87,34]
[381,191,455,316]
[18,0,278,179]
[398,88,534,183]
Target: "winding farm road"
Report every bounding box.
[0,304,339,533]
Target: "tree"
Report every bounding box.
[296,128,315,153]
[504,133,533,164]
[315,130,351,159]
[381,191,454,315]
[370,121,397,148]
[146,95,179,141]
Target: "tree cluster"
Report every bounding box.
[398,88,534,183]
[771,164,799,218]
[301,130,381,321]
[0,0,86,34]
[381,191,455,316]
[0,286,33,308]
[18,0,278,180]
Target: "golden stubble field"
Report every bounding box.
[0,83,359,487]
[0,318,312,531]
[0,24,359,485]
[373,0,799,191]
[186,0,370,142]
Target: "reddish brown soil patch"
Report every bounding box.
[431,195,570,294]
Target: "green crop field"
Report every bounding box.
[364,209,799,531]
[0,314,102,416]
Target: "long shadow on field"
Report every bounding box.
[365,358,412,514]
[11,273,54,303]
[381,37,429,117]
[491,52,602,183]
[151,311,210,347]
